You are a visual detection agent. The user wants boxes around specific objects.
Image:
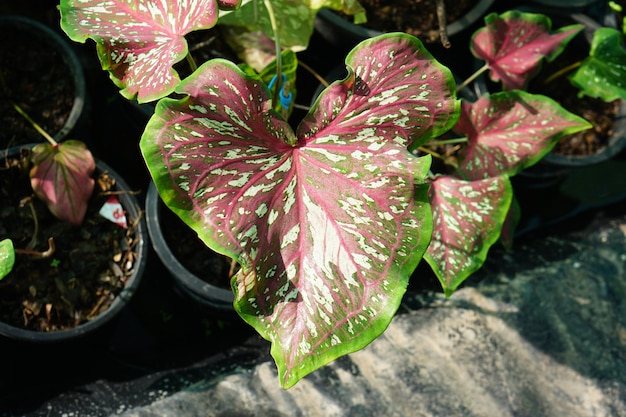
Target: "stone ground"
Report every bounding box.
[14,204,625,417]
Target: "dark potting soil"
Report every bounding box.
[346,0,479,43]
[0,149,141,332]
[159,202,237,291]
[0,25,75,148]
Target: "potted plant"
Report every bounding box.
[58,1,595,390]
[0,15,86,149]
[471,9,626,171]
[0,80,148,342]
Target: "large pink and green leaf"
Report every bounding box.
[59,0,224,103]
[141,33,458,388]
[453,91,592,180]
[30,140,96,226]
[425,175,512,297]
[471,11,584,90]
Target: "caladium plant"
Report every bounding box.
[58,0,596,389]
[0,98,96,277]
[421,11,592,295]
[141,33,457,388]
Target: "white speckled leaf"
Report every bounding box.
[59,0,219,102]
[570,27,626,102]
[425,175,512,296]
[300,33,459,151]
[0,239,15,280]
[454,91,592,180]
[142,34,457,388]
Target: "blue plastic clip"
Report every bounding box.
[268,74,293,110]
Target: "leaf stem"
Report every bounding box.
[263,0,282,106]
[425,137,468,146]
[456,63,489,93]
[436,0,451,48]
[417,147,459,169]
[11,103,58,146]
[543,61,582,85]
[185,53,198,73]
[14,237,55,258]
[298,59,329,88]
[19,197,39,251]
[418,146,444,160]
[0,70,57,146]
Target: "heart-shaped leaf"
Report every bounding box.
[141,33,459,388]
[471,11,584,90]
[453,91,592,180]
[30,141,95,226]
[59,0,220,103]
[0,239,15,280]
[425,175,513,296]
[570,27,626,102]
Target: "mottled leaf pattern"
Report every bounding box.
[0,239,15,280]
[454,91,592,180]
[299,33,459,151]
[30,141,96,226]
[59,0,219,102]
[141,34,459,388]
[425,175,512,296]
[471,11,583,90]
[570,27,626,102]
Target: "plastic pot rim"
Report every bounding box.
[145,181,235,313]
[0,15,87,143]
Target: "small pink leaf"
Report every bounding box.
[30,141,96,226]
[142,33,459,388]
[454,91,592,180]
[59,0,219,102]
[471,11,583,90]
[425,175,512,296]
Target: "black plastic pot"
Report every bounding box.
[0,145,149,343]
[526,0,603,8]
[0,15,86,145]
[314,0,496,53]
[145,182,236,315]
